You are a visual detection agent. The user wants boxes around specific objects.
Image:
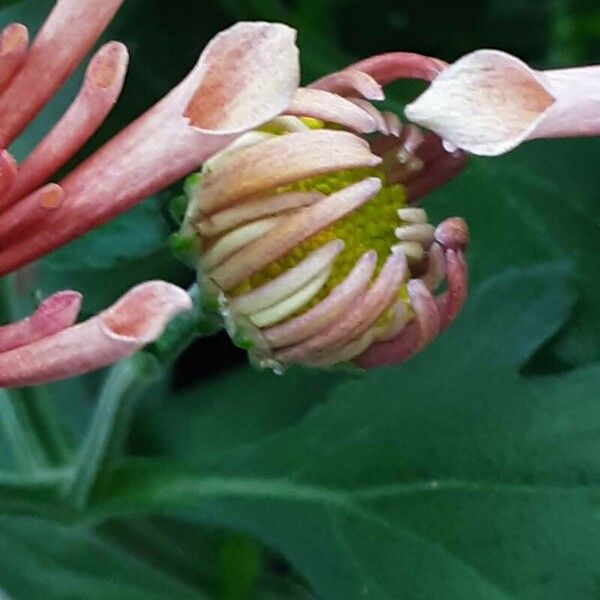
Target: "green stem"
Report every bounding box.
[65,352,160,509]
[0,276,71,470]
[65,284,203,509]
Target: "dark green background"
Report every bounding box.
[0,0,599,598]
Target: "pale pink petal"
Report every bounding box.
[210,178,382,291]
[309,69,384,100]
[276,250,407,364]
[355,279,440,368]
[0,149,17,208]
[419,242,445,292]
[196,130,381,213]
[405,49,600,156]
[434,216,470,250]
[336,52,446,87]
[230,239,344,314]
[263,250,377,348]
[0,0,125,147]
[6,42,129,204]
[0,23,28,93]
[0,22,300,276]
[196,191,323,237]
[285,88,377,133]
[0,281,191,389]
[0,291,81,353]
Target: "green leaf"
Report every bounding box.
[79,264,600,599]
[0,515,205,599]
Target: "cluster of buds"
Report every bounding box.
[182,53,470,371]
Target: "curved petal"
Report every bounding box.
[0,291,81,353]
[0,0,125,147]
[0,22,301,276]
[6,41,129,204]
[405,49,600,156]
[0,281,191,389]
[0,23,28,93]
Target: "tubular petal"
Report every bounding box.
[196,191,323,236]
[231,240,344,314]
[210,177,382,291]
[309,69,385,100]
[0,291,81,353]
[335,52,446,88]
[0,184,64,244]
[0,23,28,93]
[0,0,125,147]
[405,49,600,156]
[276,250,408,364]
[202,217,282,271]
[0,150,17,208]
[285,88,377,133]
[355,279,440,368]
[436,249,468,331]
[0,281,191,389]
[198,130,381,213]
[0,22,301,276]
[420,242,446,292]
[6,42,129,204]
[263,250,377,348]
[249,267,332,328]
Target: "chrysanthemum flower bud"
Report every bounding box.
[181,59,470,371]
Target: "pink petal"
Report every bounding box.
[405,49,600,156]
[0,149,17,208]
[0,22,300,276]
[210,177,382,291]
[0,290,81,353]
[309,69,384,100]
[329,52,446,89]
[6,42,129,204]
[263,250,377,348]
[354,279,439,368]
[196,130,380,214]
[0,23,28,93]
[0,281,191,389]
[0,0,125,147]
[285,88,377,133]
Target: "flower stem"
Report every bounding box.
[65,283,203,509]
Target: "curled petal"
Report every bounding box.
[0,291,81,353]
[309,69,384,100]
[339,52,446,87]
[210,177,382,291]
[197,130,381,213]
[0,22,300,276]
[405,148,468,203]
[276,250,408,364]
[6,42,129,204]
[0,23,28,93]
[285,88,377,133]
[0,281,191,389]
[263,250,377,348]
[231,239,344,315]
[354,279,439,368]
[420,242,446,292]
[436,248,468,331]
[405,49,600,156]
[0,0,125,147]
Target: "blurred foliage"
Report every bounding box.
[0,0,599,598]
